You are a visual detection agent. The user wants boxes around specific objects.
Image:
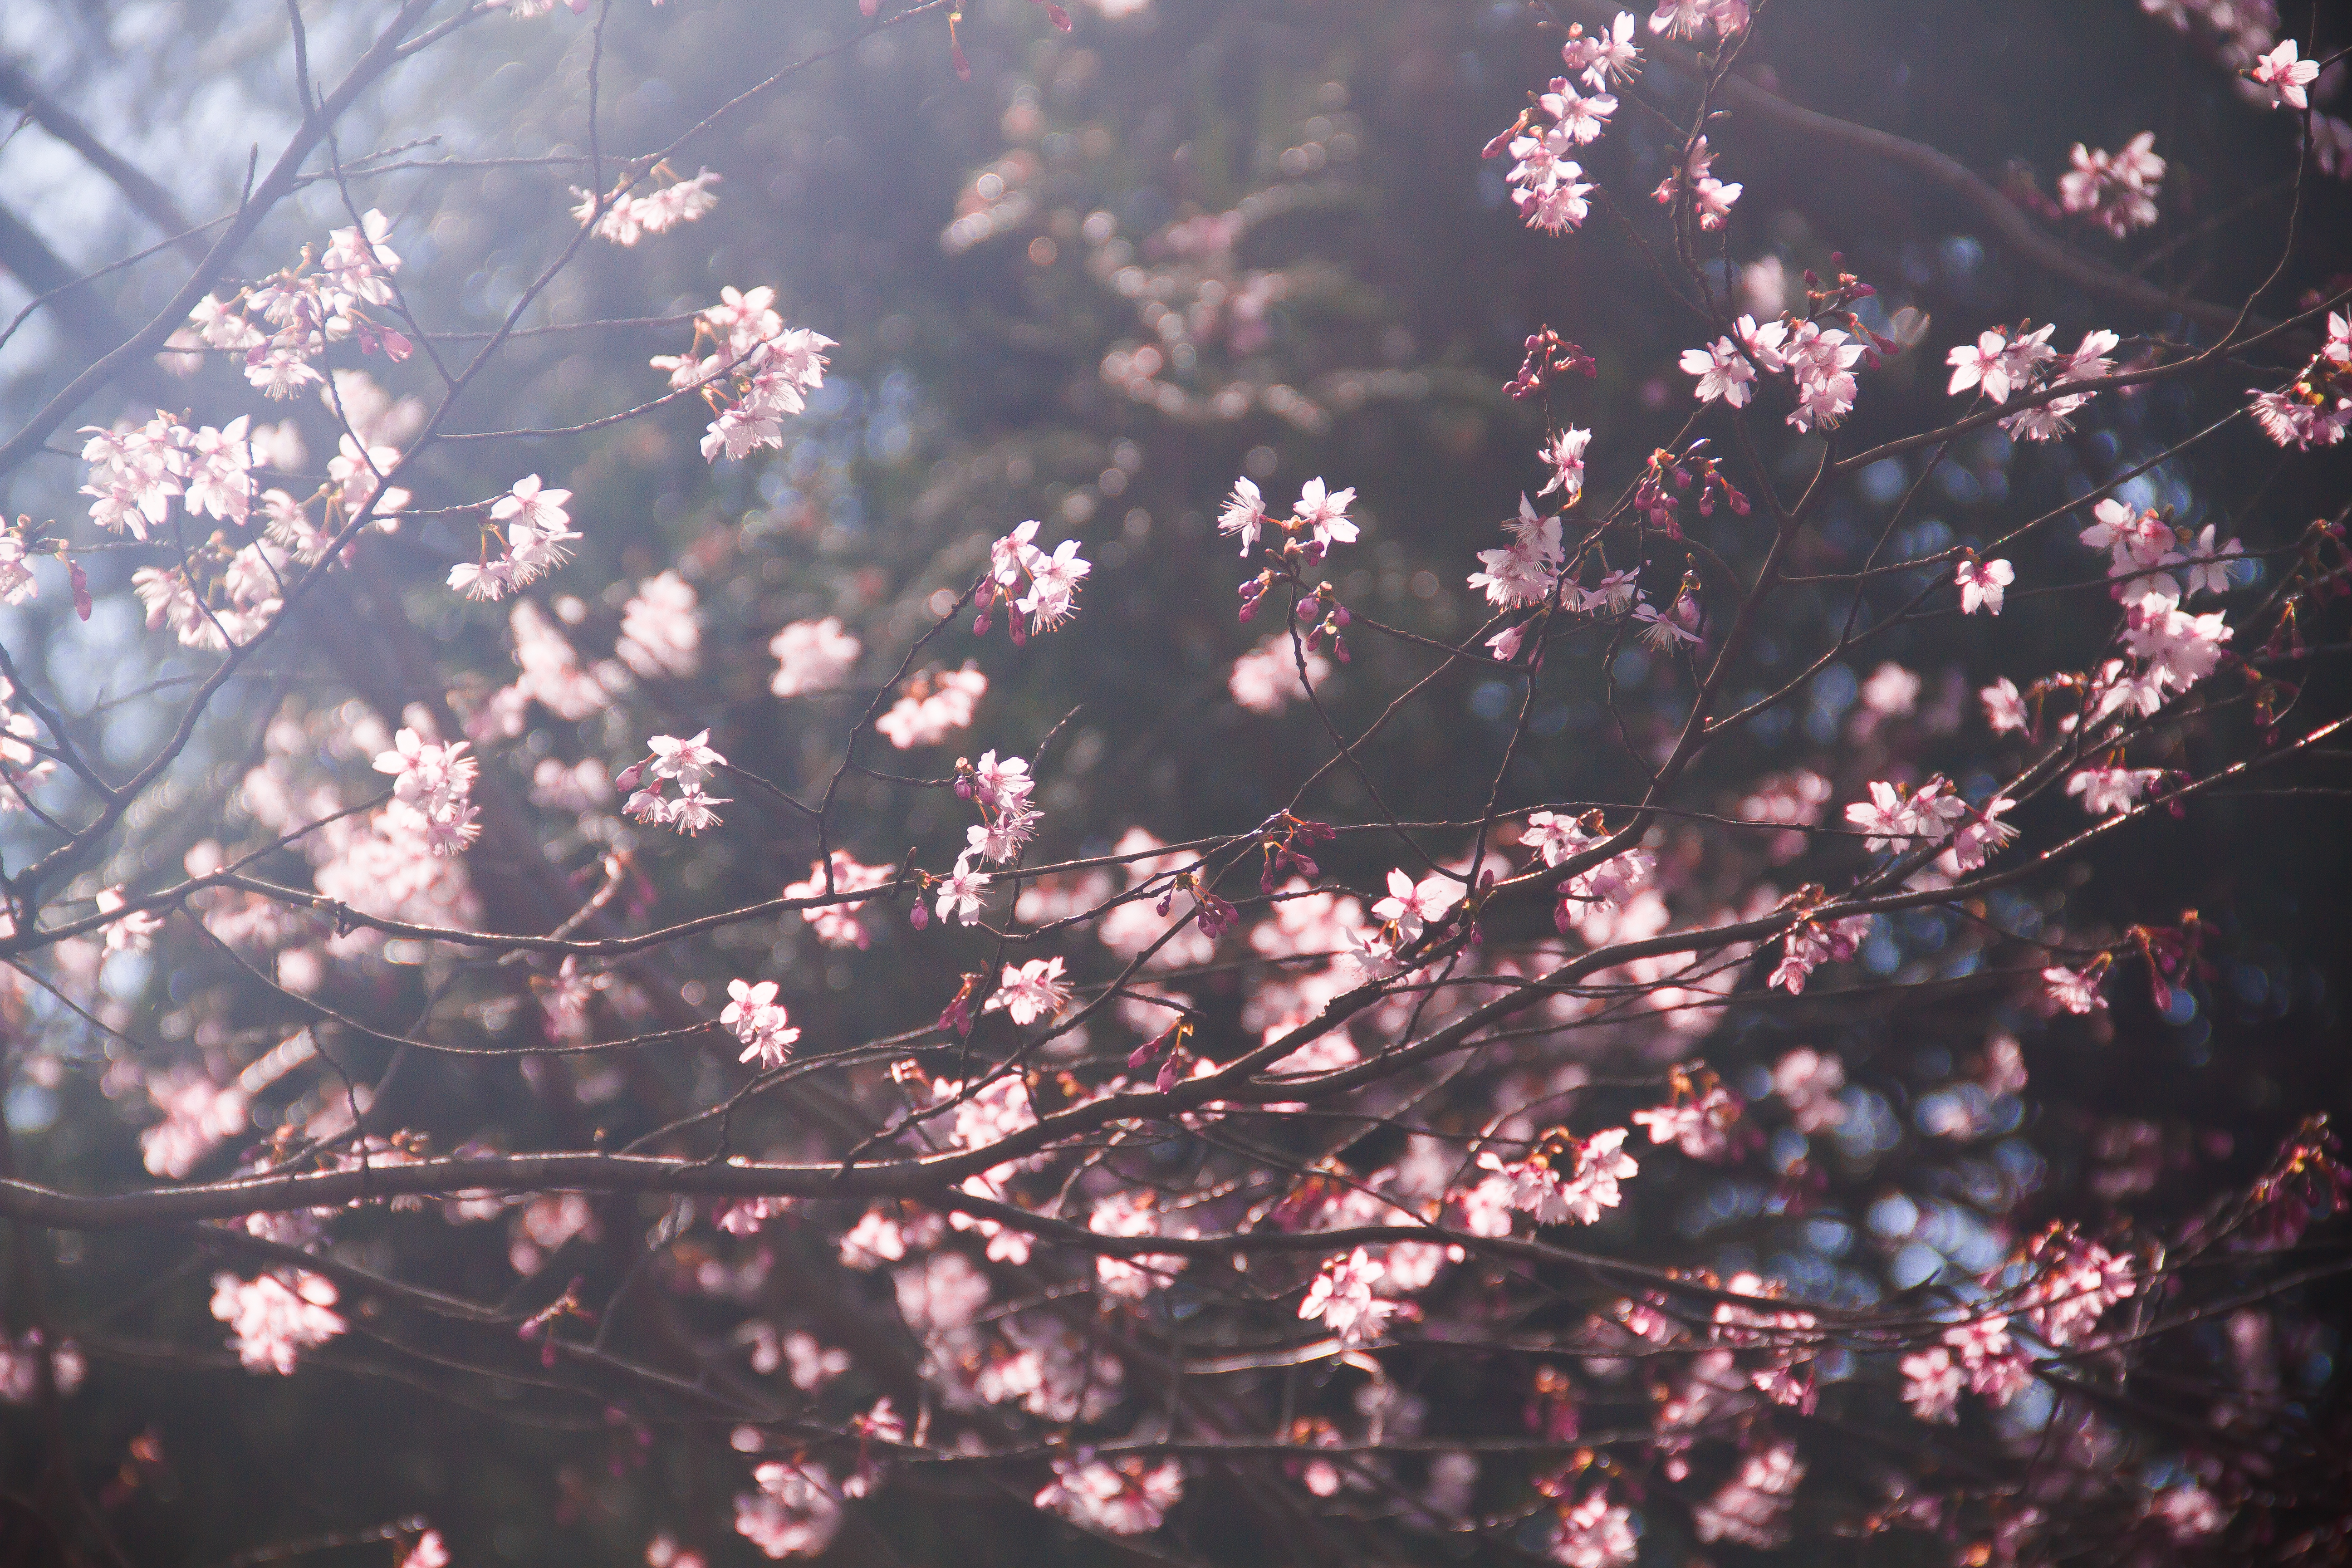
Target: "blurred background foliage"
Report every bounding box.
[0,0,2347,1561]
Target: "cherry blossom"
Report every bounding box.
[734,1461,842,1558]
[1298,1247,1396,1347]
[1944,795,2019,873]
[784,853,894,949]
[1651,0,1747,39]
[2179,524,2244,597]
[1371,868,1455,942]
[1772,1048,1849,1132]
[1549,1490,1637,1568]
[1975,677,2032,738]
[989,957,1073,1025]
[1537,426,1592,500]
[1475,1128,1638,1227]
[138,1067,251,1178]
[769,617,862,696]
[1217,476,1270,554]
[721,980,801,1069]
[875,665,987,749]
[1955,556,2014,615]
[2155,1484,2227,1542]
[655,289,830,463]
[394,1532,449,1568]
[1780,320,1865,430]
[933,859,992,925]
[1692,175,1741,229]
[1540,78,1616,145]
[2019,1230,2135,1345]
[1946,323,2056,404]
[211,1271,345,1375]
[1467,495,1564,611]
[1843,776,1968,853]
[649,730,725,790]
[1770,913,1872,994]
[577,166,722,245]
[2250,38,2318,108]
[1632,1084,1742,1159]
[2042,964,2108,1014]
[1901,1345,1964,1422]
[1034,1455,1184,1535]
[1089,1189,1193,1297]
[2060,133,2164,236]
[373,728,480,857]
[1681,332,1760,407]
[1692,1440,1802,1548]
[10,8,2349,1558]
[1293,477,1359,549]
[0,1332,83,1406]
[2248,386,2350,449]
[1562,12,1642,92]
[1229,635,1331,715]
[1505,123,1595,234]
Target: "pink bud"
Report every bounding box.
[613,761,646,793]
[952,38,971,80]
[909,902,929,929]
[1155,1054,1181,1094]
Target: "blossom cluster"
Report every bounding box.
[875,664,988,749]
[1946,322,2121,443]
[174,210,410,396]
[1682,311,1872,432]
[372,727,481,857]
[1034,1455,1185,1536]
[2248,310,2352,451]
[80,412,258,537]
[978,519,1091,640]
[652,285,833,462]
[621,730,731,833]
[720,979,802,1070]
[210,1270,346,1375]
[447,475,581,601]
[574,165,722,246]
[2058,132,2164,236]
[1468,1127,1641,1230]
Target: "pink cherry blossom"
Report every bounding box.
[1298,1247,1396,1346]
[1955,557,2014,615]
[2250,39,2318,108]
